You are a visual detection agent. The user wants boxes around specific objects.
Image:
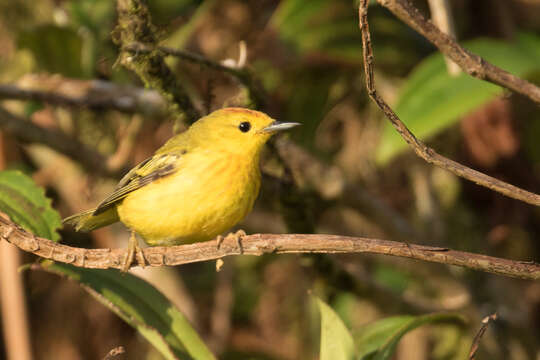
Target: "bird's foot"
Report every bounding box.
[122,231,146,272]
[216,229,246,254]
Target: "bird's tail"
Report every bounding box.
[63,207,119,232]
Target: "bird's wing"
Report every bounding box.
[93,151,183,215]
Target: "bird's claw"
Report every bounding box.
[216,229,246,254]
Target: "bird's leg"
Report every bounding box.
[122,231,145,272]
[216,234,225,250]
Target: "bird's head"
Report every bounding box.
[189,107,300,155]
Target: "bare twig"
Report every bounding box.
[0,82,166,116]
[0,214,538,280]
[114,0,200,123]
[123,43,265,109]
[468,313,497,359]
[358,1,540,206]
[377,0,540,104]
[0,106,121,177]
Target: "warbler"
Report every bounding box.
[63,107,300,270]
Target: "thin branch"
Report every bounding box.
[358,1,540,206]
[0,106,121,177]
[113,0,200,123]
[123,43,265,109]
[468,313,497,360]
[0,214,538,280]
[0,82,166,116]
[377,0,540,104]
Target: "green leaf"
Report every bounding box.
[315,296,356,360]
[0,170,61,241]
[38,263,216,360]
[356,313,466,360]
[376,32,540,164]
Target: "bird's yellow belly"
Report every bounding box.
[117,154,260,246]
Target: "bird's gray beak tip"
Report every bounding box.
[261,121,301,133]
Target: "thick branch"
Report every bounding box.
[0,106,119,177]
[0,215,538,280]
[359,1,540,206]
[0,82,166,116]
[378,0,540,104]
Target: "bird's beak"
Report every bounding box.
[260,121,301,133]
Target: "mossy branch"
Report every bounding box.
[113,0,200,123]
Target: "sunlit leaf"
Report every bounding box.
[0,170,61,241]
[356,313,466,360]
[315,296,356,360]
[38,263,216,360]
[376,32,540,164]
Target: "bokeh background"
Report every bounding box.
[0,0,539,359]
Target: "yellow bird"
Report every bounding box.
[64,107,300,270]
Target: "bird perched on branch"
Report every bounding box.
[64,107,300,271]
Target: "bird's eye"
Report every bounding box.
[238,121,251,133]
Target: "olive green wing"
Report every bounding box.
[93,151,183,215]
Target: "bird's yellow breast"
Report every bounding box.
[117,150,261,245]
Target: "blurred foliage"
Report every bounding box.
[0,0,539,359]
[18,25,85,78]
[272,0,362,63]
